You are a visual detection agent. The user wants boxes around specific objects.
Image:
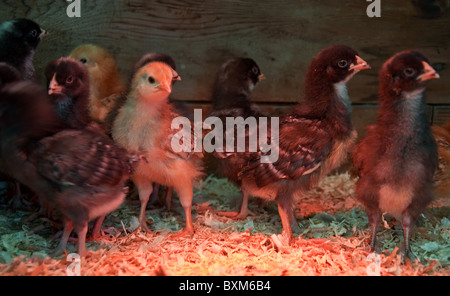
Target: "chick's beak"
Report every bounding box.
[39,29,48,39]
[157,80,172,94]
[172,70,182,82]
[349,56,371,72]
[48,75,62,95]
[417,61,440,82]
[258,74,266,81]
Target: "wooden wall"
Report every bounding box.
[1,0,449,133]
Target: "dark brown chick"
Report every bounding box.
[207,45,369,246]
[352,50,439,258]
[0,74,137,257]
[45,57,91,129]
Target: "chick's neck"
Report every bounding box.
[293,78,354,138]
[126,90,173,131]
[377,86,428,130]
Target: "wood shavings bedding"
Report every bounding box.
[0,173,448,276]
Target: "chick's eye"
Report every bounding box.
[66,76,73,84]
[252,66,259,75]
[403,68,416,77]
[30,29,37,37]
[338,60,348,68]
[148,76,156,84]
[80,58,87,64]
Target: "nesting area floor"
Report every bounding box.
[0,173,449,276]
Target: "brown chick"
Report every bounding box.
[69,44,125,124]
[432,122,450,200]
[111,61,203,235]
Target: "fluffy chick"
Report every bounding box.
[0,76,137,257]
[0,62,22,88]
[0,18,46,80]
[106,53,182,210]
[69,44,126,123]
[104,52,181,134]
[112,61,203,235]
[207,57,266,219]
[0,63,29,207]
[212,46,369,246]
[45,57,91,129]
[432,122,450,200]
[352,50,439,257]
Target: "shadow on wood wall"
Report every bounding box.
[1,0,449,130]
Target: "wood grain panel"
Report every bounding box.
[0,0,449,107]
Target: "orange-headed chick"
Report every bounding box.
[69,44,125,123]
[432,122,450,200]
[111,61,203,235]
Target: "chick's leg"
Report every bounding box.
[148,183,160,205]
[173,182,194,236]
[366,207,380,251]
[134,177,153,232]
[75,223,89,257]
[51,220,73,257]
[217,190,255,219]
[401,212,413,258]
[89,215,105,241]
[277,201,293,245]
[289,207,301,234]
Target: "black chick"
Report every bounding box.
[0,63,28,207]
[352,50,439,257]
[207,57,266,219]
[0,62,22,88]
[411,0,449,18]
[0,74,137,257]
[45,57,91,129]
[0,19,46,80]
[132,52,177,74]
[210,46,370,246]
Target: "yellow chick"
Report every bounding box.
[69,44,125,123]
[112,61,203,235]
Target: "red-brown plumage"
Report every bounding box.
[208,46,369,246]
[44,57,91,129]
[0,68,137,257]
[352,50,439,257]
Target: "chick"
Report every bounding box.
[0,63,28,207]
[0,62,22,87]
[352,50,439,257]
[104,52,181,134]
[207,57,266,219]
[0,73,137,257]
[432,122,450,200]
[45,57,91,129]
[105,53,182,210]
[211,46,369,246]
[0,18,47,80]
[112,61,203,235]
[69,44,126,123]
